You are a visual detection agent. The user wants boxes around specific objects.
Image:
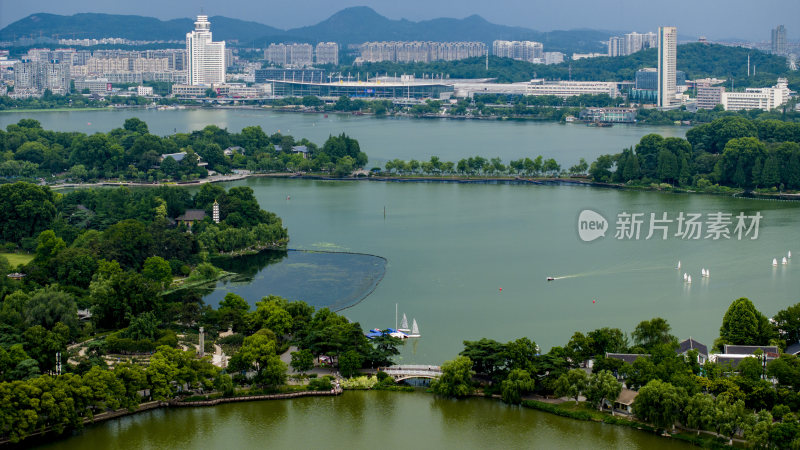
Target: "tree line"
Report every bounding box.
[381,155,588,177]
[588,116,800,191]
[0,119,368,182]
[431,297,800,447]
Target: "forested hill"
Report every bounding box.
[0,7,610,53]
[0,13,282,43]
[343,43,798,89]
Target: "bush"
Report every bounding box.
[340,376,378,390]
[189,262,220,281]
[308,376,333,391]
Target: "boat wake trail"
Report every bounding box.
[548,264,673,281]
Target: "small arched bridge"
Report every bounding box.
[380,365,442,381]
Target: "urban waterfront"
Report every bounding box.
[36,391,693,449]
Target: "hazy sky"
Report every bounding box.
[1,0,797,41]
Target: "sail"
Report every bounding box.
[411,319,419,336]
[398,313,410,331]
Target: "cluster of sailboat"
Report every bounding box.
[676,260,710,284]
[677,250,791,284]
[365,306,421,340]
[772,251,792,266]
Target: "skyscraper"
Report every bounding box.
[657,26,677,108]
[186,15,225,86]
[772,25,787,55]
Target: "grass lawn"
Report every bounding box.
[0,252,34,267]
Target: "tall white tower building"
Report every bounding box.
[657,26,677,108]
[186,15,225,86]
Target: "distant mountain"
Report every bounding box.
[0,7,611,53]
[280,7,610,52]
[0,13,281,42]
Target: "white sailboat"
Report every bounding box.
[398,313,411,332]
[407,319,421,338]
[687,275,692,284]
[683,273,688,281]
[773,258,779,267]
[676,261,681,270]
[789,251,793,259]
[783,257,789,265]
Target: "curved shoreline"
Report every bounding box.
[1,389,342,446]
[51,174,800,202]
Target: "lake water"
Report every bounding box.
[37,391,692,450]
[213,177,800,365]
[0,108,686,168]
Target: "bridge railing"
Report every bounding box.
[380,365,443,377]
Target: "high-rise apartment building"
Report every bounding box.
[265,43,314,67]
[492,40,543,62]
[772,25,787,55]
[657,26,677,108]
[607,32,658,57]
[186,15,225,86]
[360,41,486,63]
[608,36,623,57]
[13,60,70,94]
[315,42,339,65]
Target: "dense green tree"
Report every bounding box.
[501,369,535,405]
[431,356,474,398]
[89,264,161,329]
[142,256,172,287]
[232,332,286,386]
[737,356,764,383]
[0,182,57,243]
[768,355,800,390]
[504,337,538,372]
[339,350,364,378]
[23,287,78,334]
[554,368,589,404]
[685,392,716,434]
[585,370,622,411]
[774,303,800,346]
[718,297,776,348]
[633,379,685,431]
[716,393,748,445]
[632,318,676,350]
[218,293,250,333]
[460,338,507,381]
[290,349,314,373]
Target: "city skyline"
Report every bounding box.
[1,1,799,42]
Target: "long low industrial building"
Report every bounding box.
[267,78,454,99]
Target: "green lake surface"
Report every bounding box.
[37,391,693,450]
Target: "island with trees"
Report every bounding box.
[0,118,368,183]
